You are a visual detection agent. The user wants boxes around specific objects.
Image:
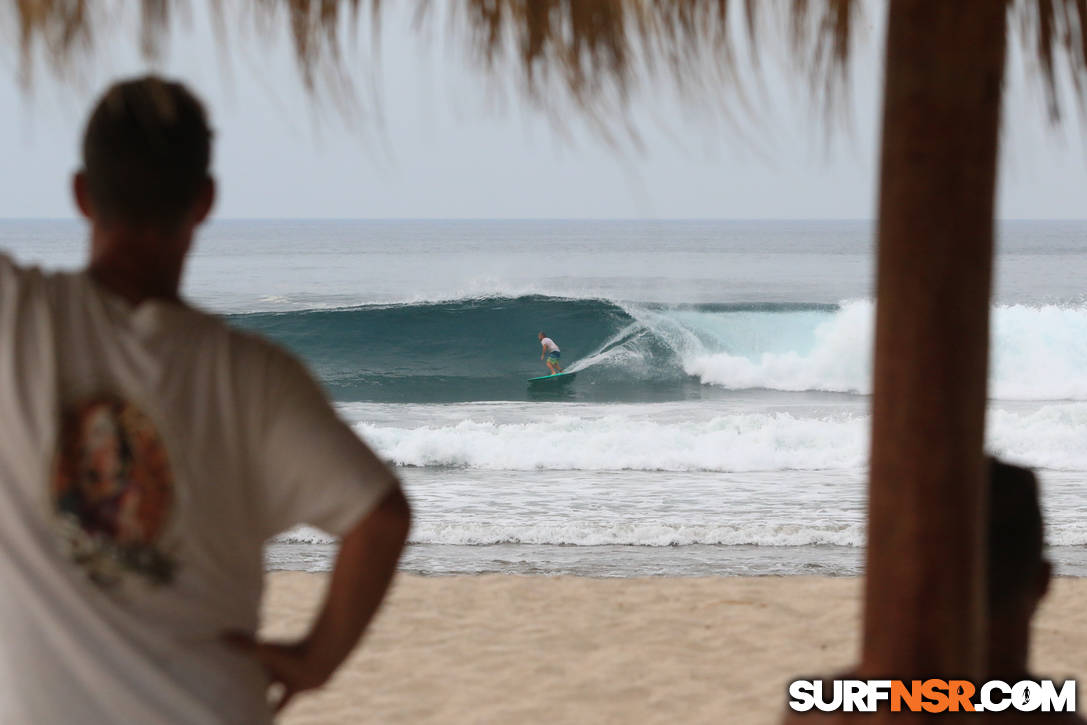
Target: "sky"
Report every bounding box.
[0,2,1085,220]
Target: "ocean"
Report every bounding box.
[5,219,1087,576]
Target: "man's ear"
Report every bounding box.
[193,176,216,225]
[72,172,93,220]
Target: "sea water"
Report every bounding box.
[4,219,1086,576]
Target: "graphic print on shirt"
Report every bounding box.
[51,397,178,589]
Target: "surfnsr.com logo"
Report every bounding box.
[788,679,1076,713]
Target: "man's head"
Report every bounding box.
[988,458,1050,617]
[538,331,545,340]
[986,458,1052,678]
[75,76,214,235]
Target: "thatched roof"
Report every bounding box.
[8,1,1087,120]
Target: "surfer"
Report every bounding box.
[538,331,564,374]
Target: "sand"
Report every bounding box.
[261,573,1087,724]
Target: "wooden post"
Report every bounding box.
[861,0,1006,690]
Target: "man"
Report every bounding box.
[784,459,1083,722]
[539,331,563,374]
[0,77,410,723]
[984,459,1082,715]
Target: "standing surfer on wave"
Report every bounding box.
[538,331,564,374]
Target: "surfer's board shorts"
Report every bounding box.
[547,351,561,361]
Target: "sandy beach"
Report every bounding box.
[262,573,1087,723]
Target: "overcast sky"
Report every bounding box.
[0,2,1085,220]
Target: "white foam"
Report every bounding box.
[274,519,1087,549]
[270,520,866,547]
[990,304,1087,399]
[349,402,1087,473]
[988,404,1087,470]
[355,412,868,472]
[656,300,1087,401]
[681,300,873,393]
[1047,521,1087,547]
[408,521,866,547]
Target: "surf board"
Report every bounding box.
[527,371,577,384]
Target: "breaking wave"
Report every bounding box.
[231,295,1087,402]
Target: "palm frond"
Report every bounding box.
[9,1,854,110]
[9,1,1086,123]
[1013,0,1087,120]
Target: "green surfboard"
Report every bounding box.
[527,371,577,383]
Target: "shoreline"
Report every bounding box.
[267,537,1087,577]
[263,573,1087,723]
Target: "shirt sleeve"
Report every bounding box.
[252,345,400,540]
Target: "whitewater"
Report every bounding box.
[5,218,1087,576]
[346,401,1087,473]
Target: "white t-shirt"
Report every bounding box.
[0,254,398,724]
[540,337,559,353]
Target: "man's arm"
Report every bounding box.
[229,487,411,712]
